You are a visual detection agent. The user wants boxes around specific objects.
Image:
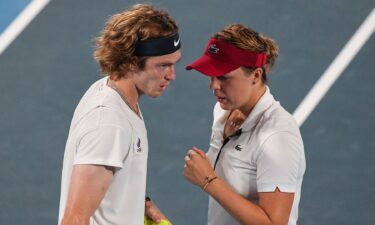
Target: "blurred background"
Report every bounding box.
[0,0,374,224]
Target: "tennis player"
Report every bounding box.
[184,24,305,225]
[58,4,181,225]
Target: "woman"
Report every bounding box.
[184,24,306,225]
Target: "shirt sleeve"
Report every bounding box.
[74,125,132,168]
[256,131,303,193]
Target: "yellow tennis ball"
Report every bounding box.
[144,216,172,225]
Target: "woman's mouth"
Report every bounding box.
[216,96,227,103]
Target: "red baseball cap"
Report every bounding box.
[186,38,267,77]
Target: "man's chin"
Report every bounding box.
[147,92,163,98]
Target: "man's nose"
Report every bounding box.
[166,65,176,80]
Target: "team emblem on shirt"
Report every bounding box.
[136,138,142,152]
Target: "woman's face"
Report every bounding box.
[210,67,262,113]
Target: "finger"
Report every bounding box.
[184,159,194,170]
[147,204,163,223]
[187,149,197,157]
[184,155,190,162]
[145,200,152,208]
[152,214,162,223]
[184,158,192,167]
[149,214,161,223]
[192,147,206,157]
[183,168,190,179]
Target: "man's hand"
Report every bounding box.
[145,198,171,224]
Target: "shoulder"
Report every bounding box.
[262,101,300,137]
[254,101,303,154]
[72,92,132,135]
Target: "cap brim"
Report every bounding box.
[185,54,239,77]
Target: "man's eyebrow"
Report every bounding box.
[157,57,182,65]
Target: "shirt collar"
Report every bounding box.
[240,86,275,132]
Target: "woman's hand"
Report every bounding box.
[183,146,216,188]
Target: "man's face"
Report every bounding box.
[134,50,181,97]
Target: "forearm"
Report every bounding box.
[183,147,292,225]
[205,178,272,225]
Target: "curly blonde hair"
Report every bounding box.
[94,4,178,80]
[213,24,278,82]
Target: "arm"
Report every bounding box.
[184,147,294,225]
[60,164,114,225]
[205,179,293,225]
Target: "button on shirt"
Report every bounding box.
[206,87,306,225]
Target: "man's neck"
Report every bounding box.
[108,77,140,115]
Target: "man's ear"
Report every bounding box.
[252,67,263,82]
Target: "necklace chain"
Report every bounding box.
[107,79,142,119]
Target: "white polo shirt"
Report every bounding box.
[58,77,148,225]
[206,87,306,225]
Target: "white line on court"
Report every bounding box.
[293,8,375,127]
[0,0,50,56]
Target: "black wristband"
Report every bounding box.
[145,196,151,201]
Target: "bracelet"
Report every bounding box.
[203,176,217,191]
[145,196,151,201]
[202,174,213,188]
[204,174,213,182]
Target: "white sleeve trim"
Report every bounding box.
[73,158,123,169]
[257,183,297,193]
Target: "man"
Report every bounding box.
[58,4,181,225]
